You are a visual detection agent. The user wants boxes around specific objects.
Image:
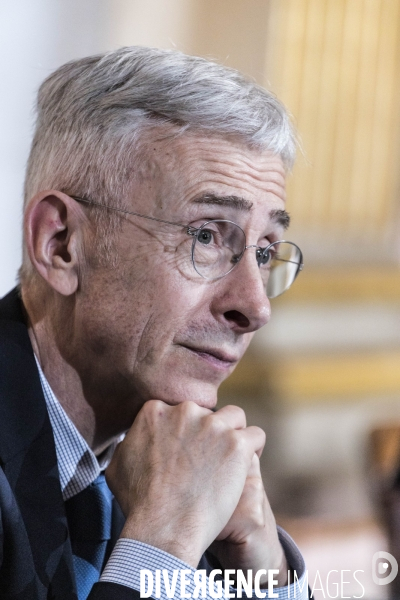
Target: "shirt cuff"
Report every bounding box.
[101,534,308,599]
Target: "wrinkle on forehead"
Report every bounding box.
[141,130,286,176]
[194,146,286,182]
[132,131,287,214]
[192,193,253,211]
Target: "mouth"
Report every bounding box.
[179,344,239,370]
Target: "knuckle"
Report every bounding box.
[207,411,224,430]
[249,425,266,446]
[137,400,169,431]
[178,400,196,416]
[227,404,247,426]
[242,482,267,525]
[229,430,247,455]
[235,405,246,422]
[257,426,266,443]
[249,503,265,528]
[143,399,166,416]
[246,476,264,495]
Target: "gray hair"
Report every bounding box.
[22,46,296,283]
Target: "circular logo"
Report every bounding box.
[372,551,398,585]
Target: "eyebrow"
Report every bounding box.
[270,209,291,230]
[192,193,291,230]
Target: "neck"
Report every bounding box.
[22,286,134,454]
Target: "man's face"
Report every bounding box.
[75,133,287,420]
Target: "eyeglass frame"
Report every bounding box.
[71,195,304,290]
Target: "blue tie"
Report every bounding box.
[65,474,113,600]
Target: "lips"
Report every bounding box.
[179,344,239,367]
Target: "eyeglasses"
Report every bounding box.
[72,196,303,298]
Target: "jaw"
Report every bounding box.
[125,340,249,412]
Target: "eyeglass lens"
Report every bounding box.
[191,220,302,298]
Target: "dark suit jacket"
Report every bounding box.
[0,288,142,599]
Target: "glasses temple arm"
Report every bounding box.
[71,196,191,230]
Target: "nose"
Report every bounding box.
[210,249,271,333]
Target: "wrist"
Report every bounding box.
[259,552,288,588]
[121,517,203,568]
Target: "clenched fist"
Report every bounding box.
[106,399,285,580]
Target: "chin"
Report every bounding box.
[143,376,219,410]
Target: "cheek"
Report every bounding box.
[136,277,208,341]
[109,266,209,359]
[82,233,212,362]
[117,234,202,309]
[120,226,197,286]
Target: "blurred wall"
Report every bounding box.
[265,0,400,263]
[0,0,111,295]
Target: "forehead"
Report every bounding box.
[136,131,287,222]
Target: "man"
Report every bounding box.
[0,47,306,599]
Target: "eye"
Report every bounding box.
[256,247,271,266]
[197,229,213,245]
[195,222,224,247]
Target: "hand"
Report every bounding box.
[105,400,265,567]
[209,453,288,587]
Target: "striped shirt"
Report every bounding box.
[35,358,308,599]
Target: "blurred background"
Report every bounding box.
[1,0,400,597]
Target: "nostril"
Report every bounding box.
[224,310,250,328]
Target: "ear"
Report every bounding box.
[24,190,88,295]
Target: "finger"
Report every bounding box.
[237,425,266,458]
[247,452,262,477]
[212,404,247,430]
[135,399,212,429]
[168,399,213,417]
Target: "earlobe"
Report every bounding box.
[25,191,83,296]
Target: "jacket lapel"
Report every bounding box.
[0,288,77,597]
